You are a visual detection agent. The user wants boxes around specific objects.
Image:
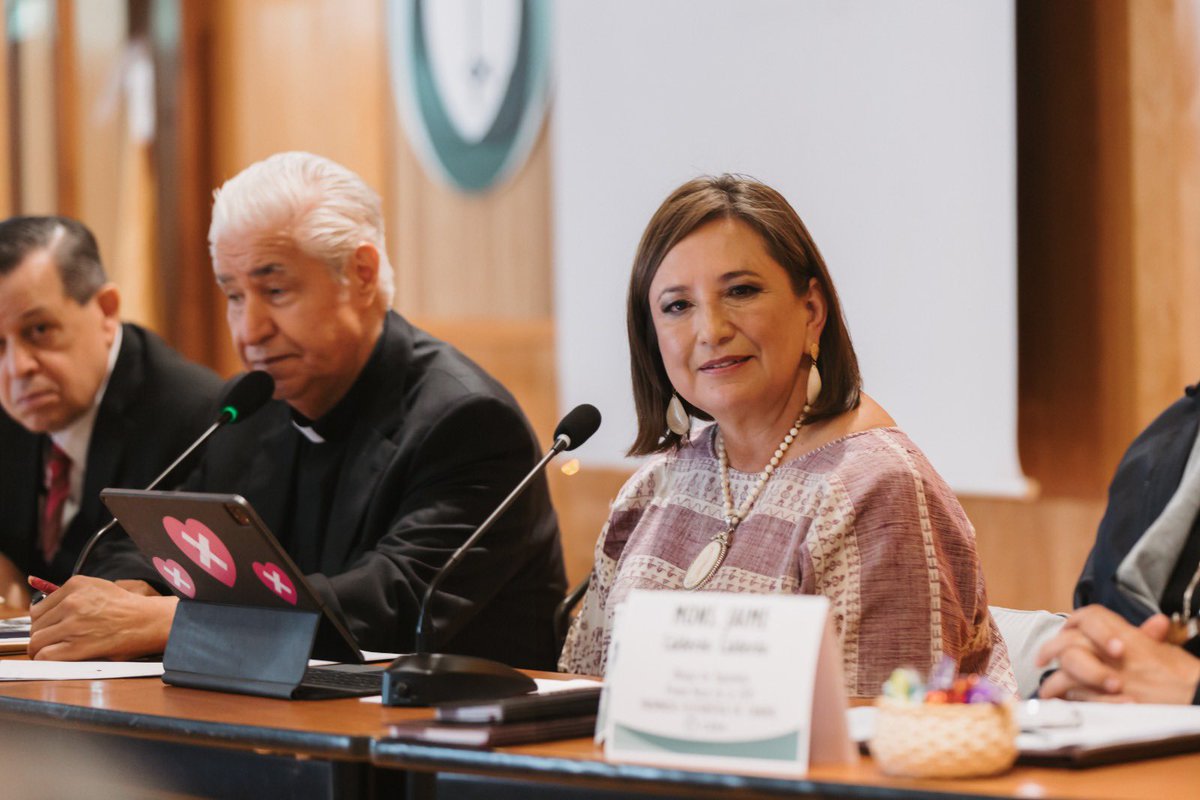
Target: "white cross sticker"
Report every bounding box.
[163,564,192,592]
[181,530,228,571]
[262,568,293,596]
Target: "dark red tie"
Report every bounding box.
[41,444,72,562]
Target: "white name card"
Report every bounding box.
[603,590,855,775]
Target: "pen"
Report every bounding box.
[28,576,60,595]
[28,576,60,606]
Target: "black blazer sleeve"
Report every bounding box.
[1074,386,1200,623]
[306,392,564,666]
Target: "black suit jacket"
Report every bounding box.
[1075,384,1200,624]
[181,312,567,670]
[0,323,223,584]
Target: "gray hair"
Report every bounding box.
[208,152,395,305]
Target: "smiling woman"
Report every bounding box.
[560,175,1017,698]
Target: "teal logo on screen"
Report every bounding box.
[387,0,552,193]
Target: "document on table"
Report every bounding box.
[0,616,30,654]
[0,661,165,681]
[0,650,399,682]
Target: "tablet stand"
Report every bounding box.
[163,601,358,699]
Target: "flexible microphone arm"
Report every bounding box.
[413,435,570,654]
[70,418,223,577]
[383,403,599,706]
[70,370,275,577]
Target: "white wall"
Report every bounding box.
[553,0,1025,495]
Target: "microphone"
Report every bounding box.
[214,369,276,425]
[382,403,601,707]
[68,370,276,577]
[552,402,602,452]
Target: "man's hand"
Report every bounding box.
[28,576,177,661]
[113,579,162,598]
[1036,604,1200,704]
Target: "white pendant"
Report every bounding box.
[683,537,727,590]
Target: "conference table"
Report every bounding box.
[0,667,1194,800]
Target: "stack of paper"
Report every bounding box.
[0,616,30,654]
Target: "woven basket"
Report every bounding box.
[868,698,1018,778]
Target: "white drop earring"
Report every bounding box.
[666,393,690,436]
[804,342,822,414]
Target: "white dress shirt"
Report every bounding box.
[47,325,122,531]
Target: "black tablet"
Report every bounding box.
[100,488,363,664]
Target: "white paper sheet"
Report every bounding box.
[0,661,165,681]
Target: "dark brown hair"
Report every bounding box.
[0,215,106,303]
[626,174,861,456]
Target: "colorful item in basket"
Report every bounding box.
[881,656,1008,705]
[871,657,1017,778]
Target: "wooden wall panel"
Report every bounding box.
[158,1,224,367]
[1128,1,1200,420]
[210,0,387,186]
[15,3,57,213]
[52,0,77,216]
[388,123,554,319]
[1019,0,1200,500]
[1181,1,1200,379]
[71,0,125,295]
[0,5,8,217]
[964,496,1105,613]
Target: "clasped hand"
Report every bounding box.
[1036,604,1200,704]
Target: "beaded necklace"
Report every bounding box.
[682,414,805,590]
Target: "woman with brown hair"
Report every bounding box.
[559,175,1014,697]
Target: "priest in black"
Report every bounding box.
[0,216,221,594]
[29,153,567,670]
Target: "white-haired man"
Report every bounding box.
[30,152,567,667]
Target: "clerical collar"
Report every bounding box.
[289,323,389,444]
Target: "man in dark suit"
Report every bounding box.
[1036,385,1200,704]
[30,153,566,668]
[0,216,222,600]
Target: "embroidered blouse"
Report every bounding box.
[559,424,1016,697]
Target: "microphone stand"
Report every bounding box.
[383,434,573,707]
[413,435,568,653]
[71,409,235,577]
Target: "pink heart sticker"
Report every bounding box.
[163,516,237,587]
[253,561,297,606]
[152,556,196,599]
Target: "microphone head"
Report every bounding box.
[218,370,276,424]
[554,404,601,451]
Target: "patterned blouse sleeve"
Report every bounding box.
[801,430,1015,696]
[558,457,663,676]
